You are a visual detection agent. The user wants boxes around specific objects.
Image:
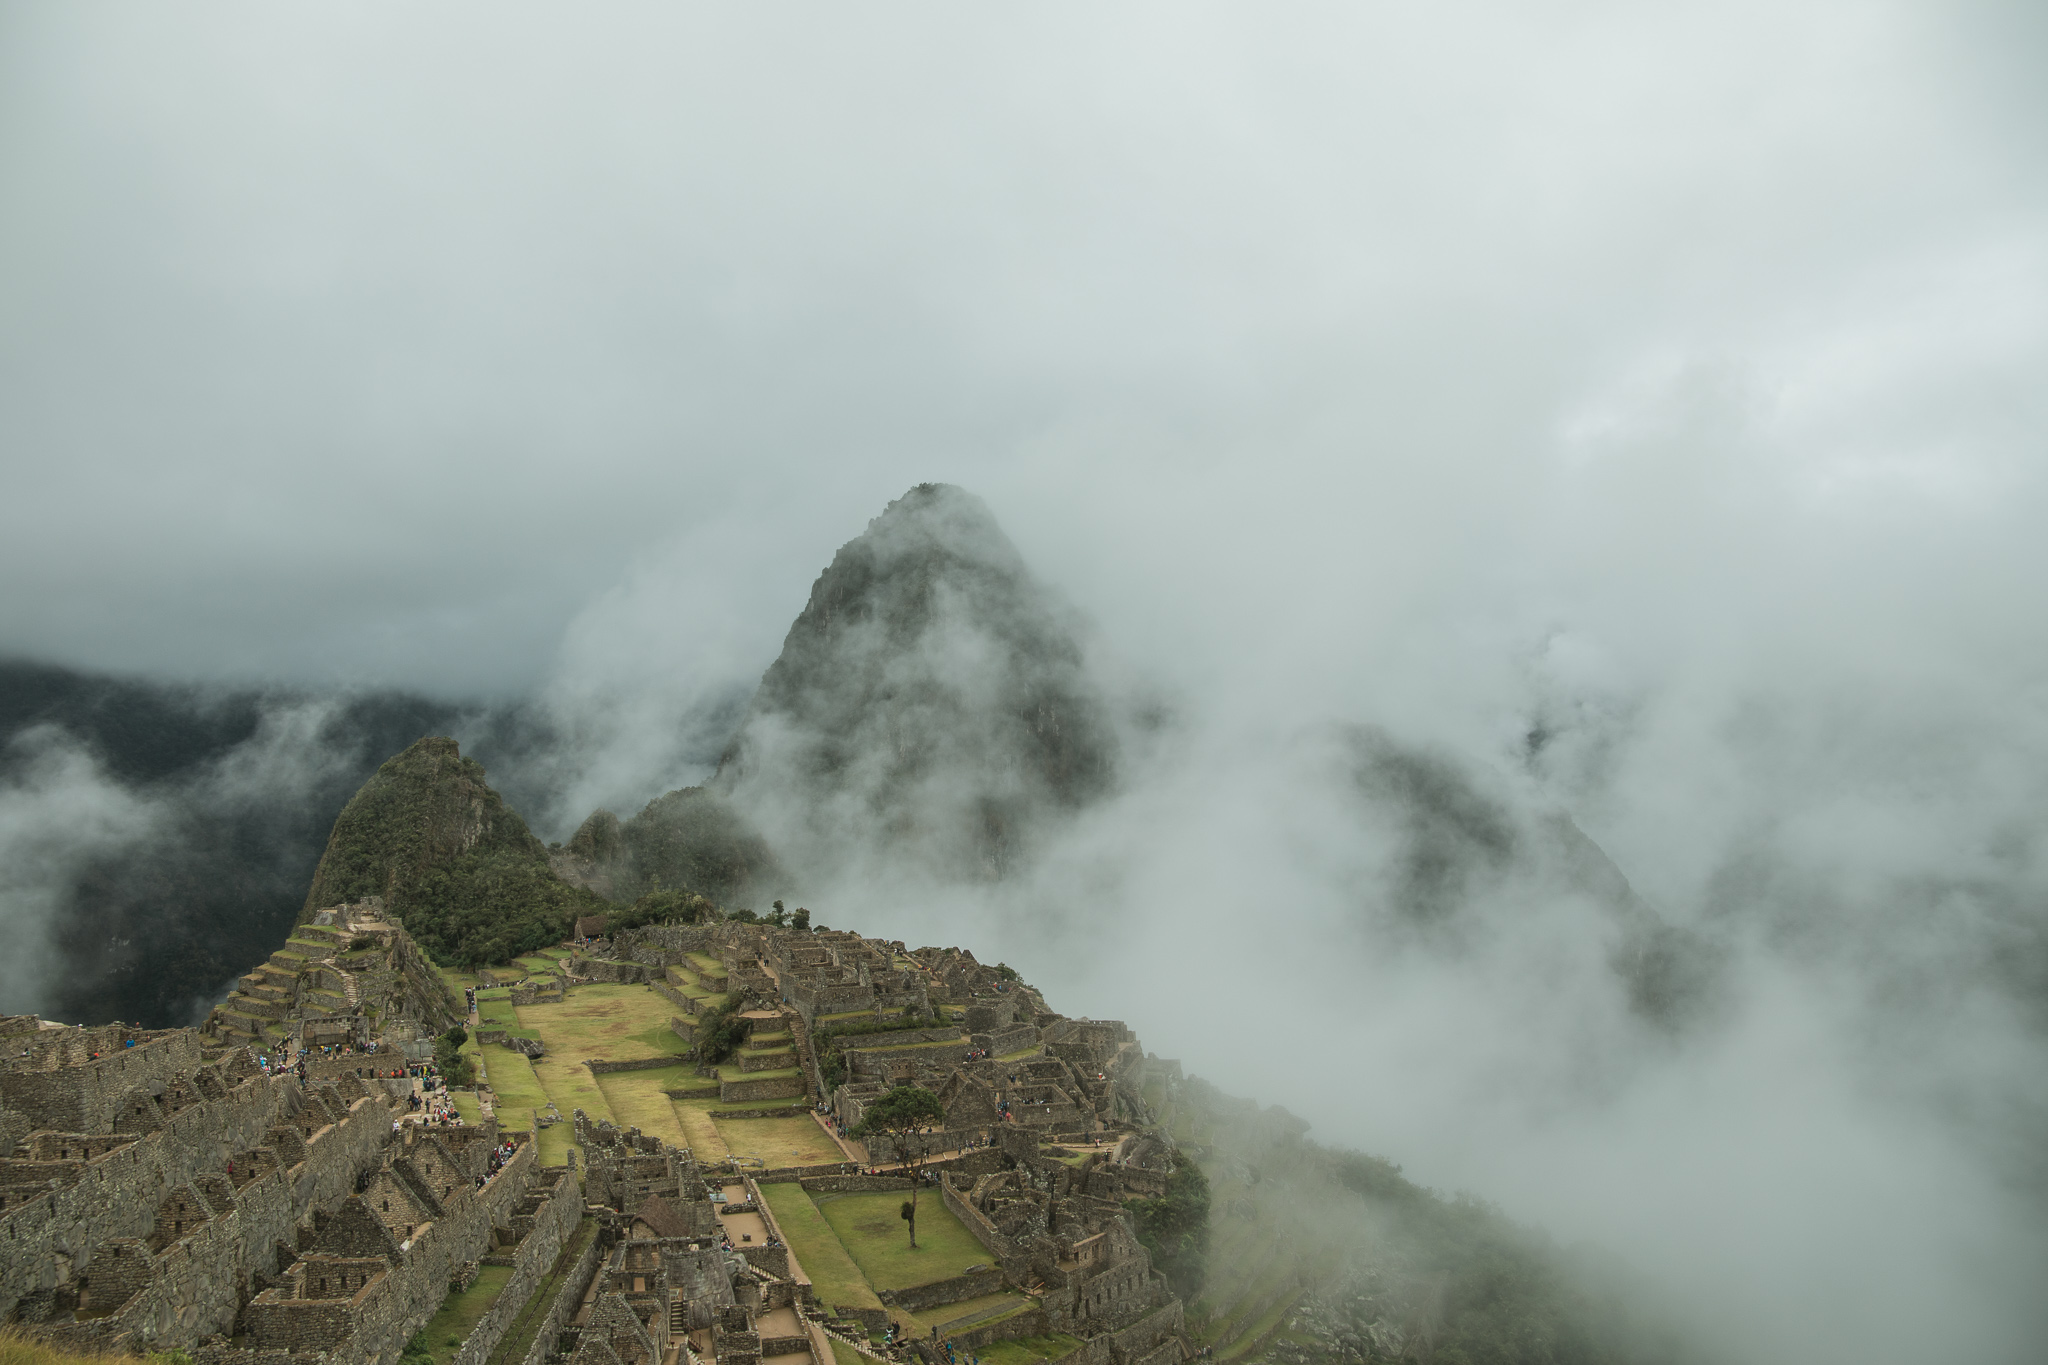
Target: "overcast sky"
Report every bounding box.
[6,5,2048,1360]
[3,1,2040,711]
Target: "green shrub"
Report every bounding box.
[695,999,750,1065]
[1128,1153,1210,1299]
[434,1027,475,1087]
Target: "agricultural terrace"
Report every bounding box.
[432,959,844,1171]
[761,1182,1057,1355]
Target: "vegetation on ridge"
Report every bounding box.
[1129,1152,1211,1300]
[302,736,606,967]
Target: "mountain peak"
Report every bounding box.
[717,484,1117,884]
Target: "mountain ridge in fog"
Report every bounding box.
[552,482,1121,904]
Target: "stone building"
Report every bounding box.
[2,914,574,1365]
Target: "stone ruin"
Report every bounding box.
[581,921,1187,1365]
[566,1115,808,1365]
[0,924,576,1365]
[201,899,459,1057]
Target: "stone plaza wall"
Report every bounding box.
[796,1175,911,1194]
[937,1177,1027,1282]
[945,1305,1050,1351]
[616,925,725,961]
[575,961,653,985]
[718,1075,804,1104]
[586,1056,683,1076]
[881,1266,1006,1315]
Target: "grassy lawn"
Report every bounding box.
[977,1335,1084,1365]
[905,1291,1030,1333]
[828,1339,886,1365]
[518,984,687,1062]
[759,1183,884,1315]
[478,1044,549,1137]
[710,1115,846,1167]
[816,1190,989,1291]
[674,1102,729,1159]
[418,1265,515,1364]
[478,999,541,1040]
[534,1120,575,1166]
[448,1090,484,1124]
[595,1069,691,1147]
[528,1053,614,1132]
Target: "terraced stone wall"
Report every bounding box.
[0,1031,202,1133]
[23,1077,395,1350]
[0,1064,295,1321]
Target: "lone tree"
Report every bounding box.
[851,1084,946,1247]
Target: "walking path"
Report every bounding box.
[810,1109,867,1163]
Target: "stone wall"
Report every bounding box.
[616,925,725,960]
[576,961,653,986]
[881,1266,1005,1314]
[718,1075,804,1104]
[0,1067,302,1322]
[844,1042,969,1077]
[46,1082,397,1350]
[796,1176,911,1194]
[945,1306,1049,1351]
[516,1219,607,1365]
[586,1057,684,1076]
[448,1168,582,1365]
[734,1245,790,1280]
[342,1136,543,1365]
[0,1031,203,1134]
[937,1177,1027,1282]
[980,1024,1040,1057]
[785,982,874,1019]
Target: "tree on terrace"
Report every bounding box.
[852,1084,947,1247]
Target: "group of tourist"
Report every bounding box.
[891,1323,979,1365]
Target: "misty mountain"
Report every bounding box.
[552,790,783,909]
[0,660,466,1025]
[1342,725,1723,1032]
[549,483,1121,905]
[716,481,1119,883]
